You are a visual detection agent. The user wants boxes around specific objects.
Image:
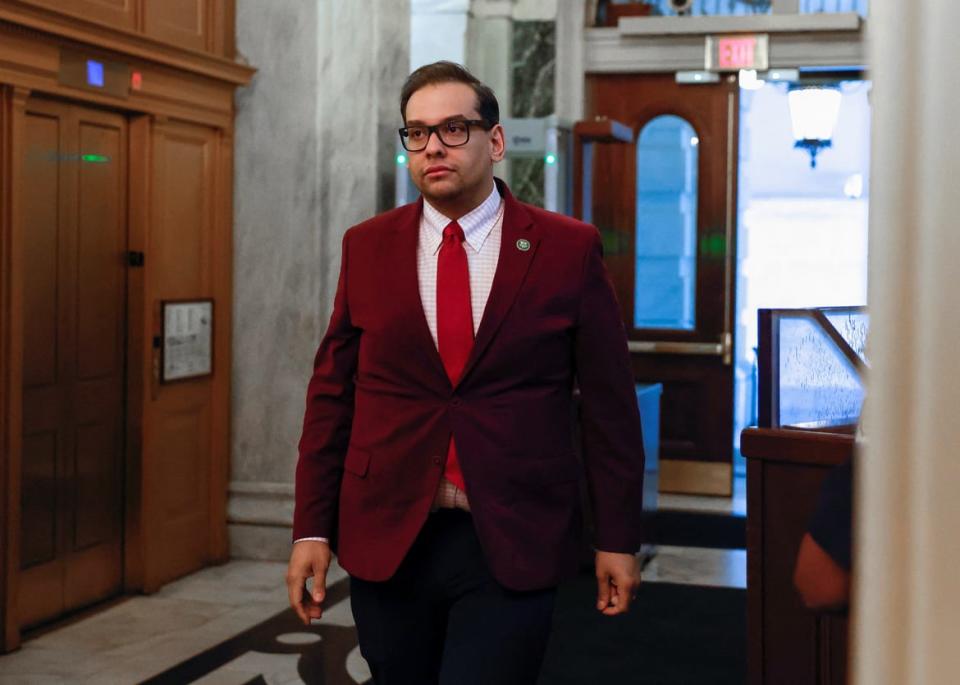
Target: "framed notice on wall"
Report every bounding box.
[161,299,214,383]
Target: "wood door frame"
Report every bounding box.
[580,73,740,496]
[0,84,30,653]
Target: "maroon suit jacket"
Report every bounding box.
[294,180,644,592]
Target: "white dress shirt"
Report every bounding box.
[295,183,504,544]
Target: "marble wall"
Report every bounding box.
[231,0,410,560]
[510,20,556,206]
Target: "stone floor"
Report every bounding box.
[0,478,746,684]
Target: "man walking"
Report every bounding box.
[286,61,645,684]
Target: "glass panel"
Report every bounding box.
[800,0,868,16]
[636,0,868,15]
[636,0,772,16]
[635,115,699,330]
[823,309,869,363]
[612,0,867,19]
[778,316,864,427]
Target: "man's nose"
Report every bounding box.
[423,129,446,156]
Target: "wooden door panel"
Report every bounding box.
[16,0,138,31]
[76,120,126,381]
[586,74,738,494]
[73,383,123,549]
[22,112,60,389]
[154,130,209,295]
[20,103,70,625]
[65,106,126,609]
[143,0,210,52]
[19,99,127,627]
[143,119,217,588]
[19,432,58,568]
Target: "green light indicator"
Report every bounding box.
[81,154,109,163]
[396,154,407,165]
[545,154,557,165]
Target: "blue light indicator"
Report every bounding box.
[86,60,105,88]
[545,154,557,165]
[396,154,407,165]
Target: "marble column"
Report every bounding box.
[555,0,586,123]
[466,0,515,182]
[853,1,960,682]
[231,0,410,560]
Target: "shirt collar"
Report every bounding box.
[422,183,502,254]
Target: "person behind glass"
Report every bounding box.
[285,61,645,684]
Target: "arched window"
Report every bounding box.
[635,115,700,330]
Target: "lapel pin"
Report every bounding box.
[516,238,531,252]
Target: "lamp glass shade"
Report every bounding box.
[788,87,842,141]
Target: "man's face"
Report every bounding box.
[403,82,505,211]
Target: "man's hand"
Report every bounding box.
[286,540,332,625]
[595,550,641,616]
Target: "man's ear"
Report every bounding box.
[489,123,506,162]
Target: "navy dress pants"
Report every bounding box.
[349,509,557,685]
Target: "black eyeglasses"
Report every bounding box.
[398,119,492,151]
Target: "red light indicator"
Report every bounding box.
[131,71,143,91]
[717,37,757,70]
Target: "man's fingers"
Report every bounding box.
[286,572,309,624]
[614,581,632,614]
[597,576,638,616]
[596,574,611,611]
[312,568,328,603]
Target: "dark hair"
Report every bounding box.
[400,61,500,126]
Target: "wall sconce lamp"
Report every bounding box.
[788,85,842,168]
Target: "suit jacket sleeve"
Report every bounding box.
[574,230,646,553]
[293,230,359,545]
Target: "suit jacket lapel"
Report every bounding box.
[457,182,539,388]
[387,198,452,390]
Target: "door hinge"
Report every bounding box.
[127,251,145,267]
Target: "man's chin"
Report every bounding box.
[416,178,460,199]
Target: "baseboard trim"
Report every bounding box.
[659,460,733,496]
[227,481,295,560]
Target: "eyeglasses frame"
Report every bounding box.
[398,118,494,152]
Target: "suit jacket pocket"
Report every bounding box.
[343,447,370,478]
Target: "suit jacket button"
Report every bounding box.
[433,456,442,465]
[451,398,461,408]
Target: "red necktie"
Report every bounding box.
[437,221,473,490]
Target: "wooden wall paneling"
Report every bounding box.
[220,0,234,59]
[141,117,218,591]
[0,85,30,653]
[0,5,254,85]
[142,0,210,54]
[123,113,150,593]
[13,0,138,32]
[0,23,238,131]
[743,428,853,684]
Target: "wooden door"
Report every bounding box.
[19,98,128,627]
[139,118,220,590]
[585,73,739,495]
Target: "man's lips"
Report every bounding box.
[424,166,453,178]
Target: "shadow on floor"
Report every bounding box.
[140,574,745,685]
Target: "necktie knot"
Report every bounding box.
[443,221,465,244]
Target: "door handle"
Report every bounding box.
[628,341,723,355]
[628,333,733,365]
